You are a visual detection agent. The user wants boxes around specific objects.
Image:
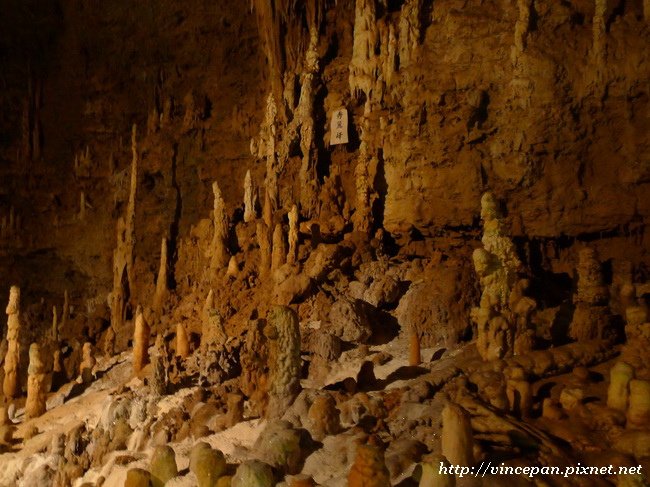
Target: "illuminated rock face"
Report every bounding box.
[0,3,649,486]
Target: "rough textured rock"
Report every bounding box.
[265,306,301,419]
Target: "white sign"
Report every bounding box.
[329,108,349,145]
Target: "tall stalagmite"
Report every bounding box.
[209,181,230,272]
[3,286,21,399]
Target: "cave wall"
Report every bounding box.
[0,0,648,340]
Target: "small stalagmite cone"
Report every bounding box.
[133,308,150,374]
[176,323,190,359]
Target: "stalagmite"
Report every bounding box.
[257,221,272,276]
[151,334,169,396]
[627,380,650,428]
[201,290,227,354]
[227,255,239,277]
[3,286,21,399]
[26,343,47,419]
[265,305,301,419]
[352,118,374,235]
[505,366,532,417]
[209,181,230,271]
[80,342,96,383]
[153,237,169,314]
[133,308,150,374]
[471,192,530,361]
[608,362,634,412]
[243,169,258,223]
[51,306,58,343]
[441,402,475,467]
[176,323,190,359]
[570,247,611,341]
[408,331,421,366]
[79,192,86,221]
[287,205,299,265]
[348,442,391,487]
[62,290,70,331]
[271,223,286,272]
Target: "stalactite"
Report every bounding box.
[349,0,379,100]
[398,0,421,70]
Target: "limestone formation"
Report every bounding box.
[504,366,532,417]
[201,290,227,355]
[297,27,321,218]
[226,255,239,278]
[570,247,611,341]
[51,306,59,343]
[307,394,340,441]
[352,151,373,235]
[257,221,272,276]
[80,342,96,383]
[25,343,47,419]
[190,442,227,487]
[419,455,455,487]
[210,181,230,272]
[348,442,391,487]
[133,308,150,374]
[151,334,169,396]
[441,402,474,467]
[231,460,274,487]
[124,468,152,487]
[514,0,532,54]
[176,323,190,359]
[593,0,607,60]
[608,362,635,412]
[153,237,169,314]
[271,223,286,272]
[287,205,299,265]
[408,331,421,366]
[471,192,532,361]
[244,169,258,223]
[627,380,650,428]
[150,445,178,487]
[3,286,21,399]
[265,305,301,419]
